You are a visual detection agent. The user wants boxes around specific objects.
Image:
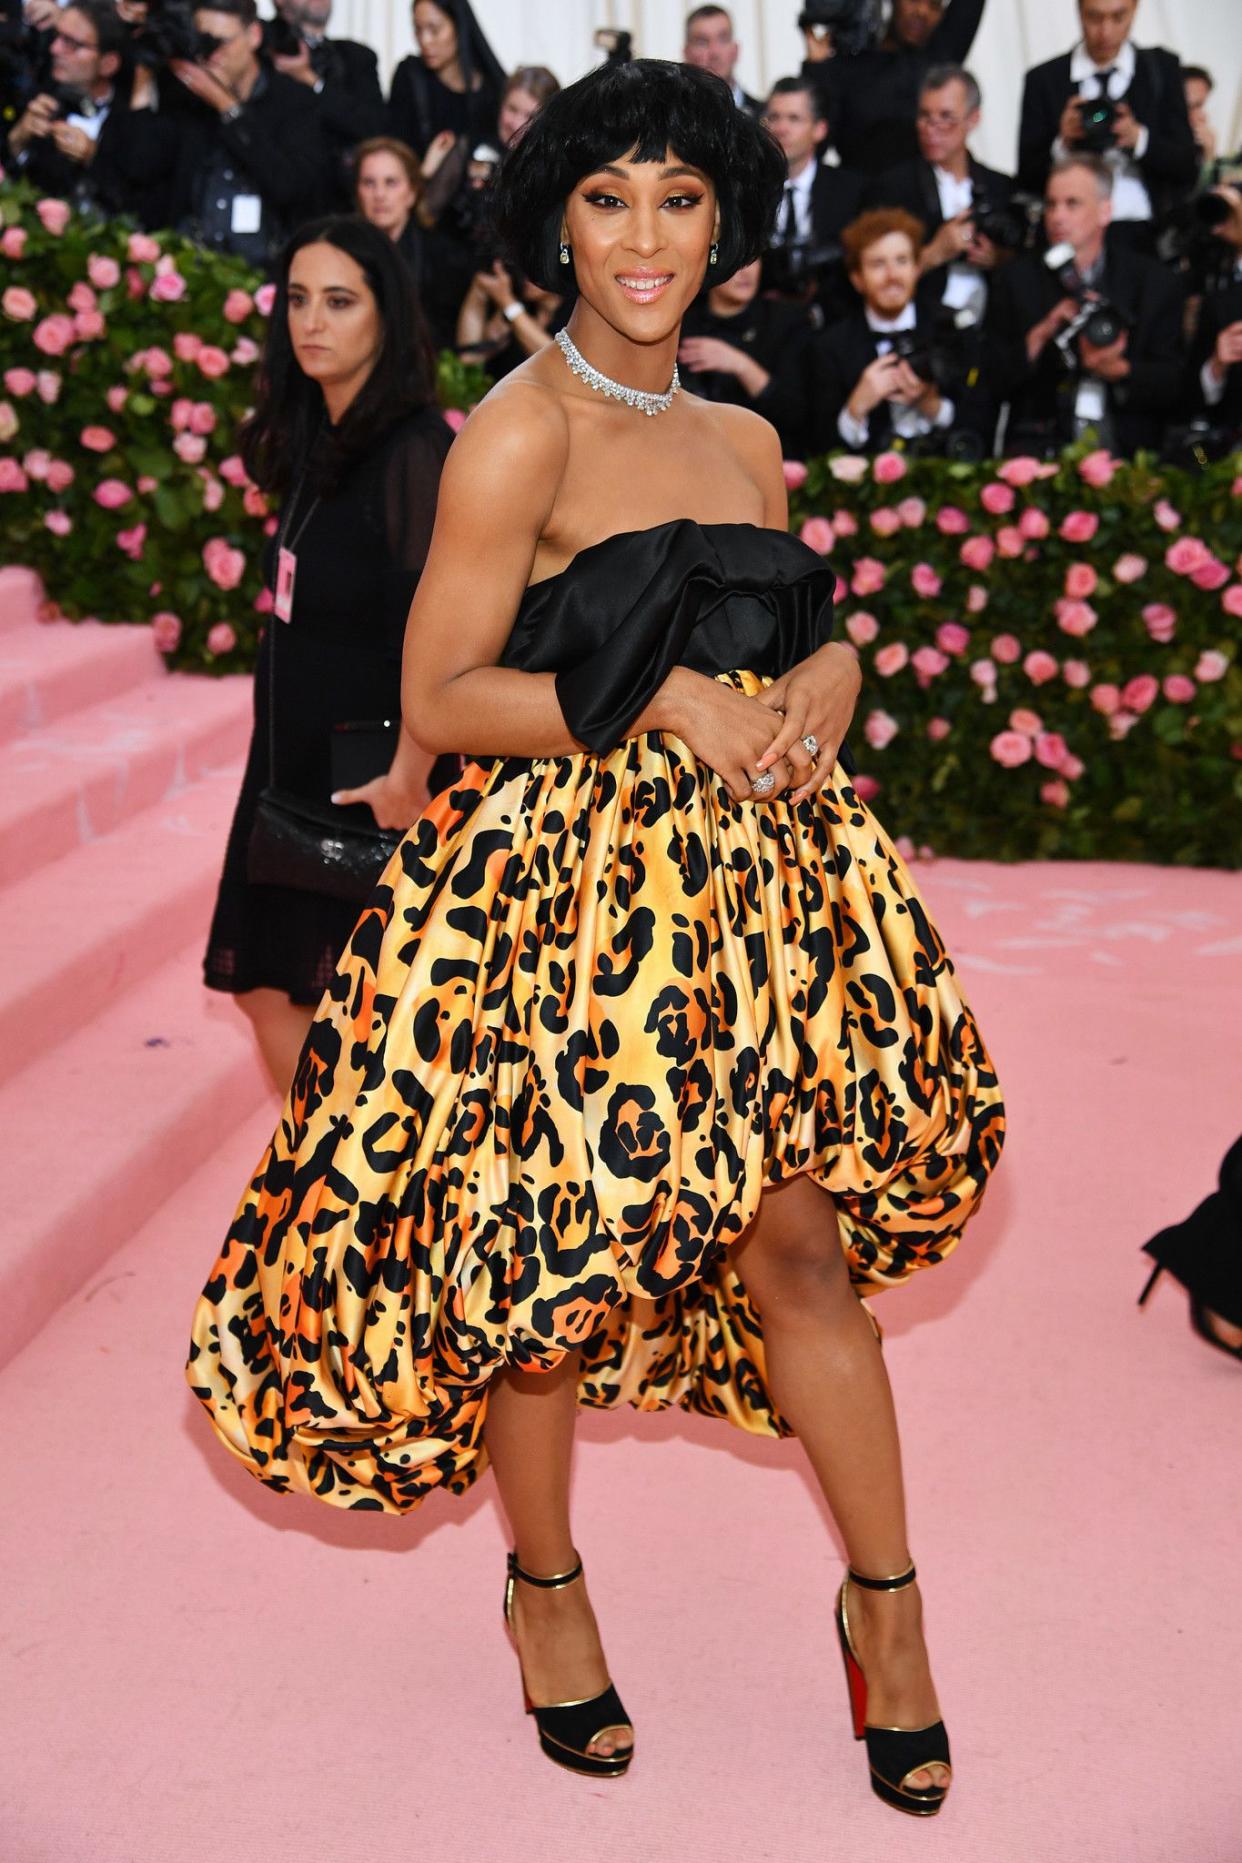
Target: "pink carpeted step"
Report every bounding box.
[0,617,164,739]
[0,671,252,887]
[0,565,42,632]
[0,945,271,1370]
[0,760,244,1083]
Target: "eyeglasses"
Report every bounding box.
[917,109,967,128]
[52,27,99,52]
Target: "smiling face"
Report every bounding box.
[850,231,919,318]
[561,151,719,342]
[286,242,383,412]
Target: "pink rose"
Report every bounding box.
[127,232,160,263]
[926,717,951,741]
[126,267,146,300]
[230,337,260,367]
[150,268,187,303]
[912,645,948,680]
[1024,650,1059,685]
[116,523,147,560]
[196,345,230,378]
[1165,537,1211,576]
[4,367,36,397]
[0,402,15,443]
[87,254,121,291]
[3,286,38,323]
[442,405,467,433]
[830,507,858,537]
[1222,584,1242,618]
[173,331,203,361]
[142,347,173,378]
[1162,674,1195,703]
[202,537,245,590]
[223,288,255,324]
[782,458,808,489]
[170,397,193,431]
[874,642,909,676]
[1018,506,1050,541]
[43,509,72,536]
[870,506,901,537]
[105,385,127,413]
[151,612,182,653]
[966,584,989,614]
[1121,675,1159,715]
[851,557,886,596]
[137,474,157,494]
[45,459,74,492]
[799,515,834,554]
[1191,558,1229,592]
[1090,683,1121,716]
[990,730,1032,768]
[830,455,869,486]
[1055,599,1097,637]
[66,281,97,315]
[80,425,115,452]
[896,496,926,528]
[1142,602,1177,642]
[970,657,997,689]
[199,472,224,513]
[243,485,269,519]
[206,621,237,656]
[863,708,899,750]
[23,448,50,479]
[34,313,76,355]
[188,401,217,436]
[1078,448,1117,488]
[1061,753,1085,780]
[1059,509,1099,544]
[1035,731,1068,770]
[254,586,275,615]
[1195,649,1229,683]
[845,610,879,647]
[996,456,1042,487]
[1113,553,1147,584]
[0,458,29,493]
[1040,780,1070,809]
[991,633,1021,664]
[1153,499,1180,532]
[1,227,27,260]
[911,562,942,599]
[1064,562,1098,600]
[254,282,277,317]
[980,481,1015,515]
[853,773,881,802]
[996,526,1025,558]
[873,450,906,484]
[959,535,994,572]
[936,621,970,656]
[93,479,133,508]
[1062,659,1090,688]
[264,516,279,536]
[1009,707,1042,737]
[35,197,71,236]
[1109,709,1139,740]
[174,432,207,463]
[73,308,106,341]
[36,371,61,403]
[936,505,970,535]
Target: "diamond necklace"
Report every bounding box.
[555,328,680,417]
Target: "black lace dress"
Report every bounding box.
[203,405,454,1005]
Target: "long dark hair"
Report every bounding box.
[415,0,506,95]
[241,215,438,497]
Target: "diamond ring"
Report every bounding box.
[751,770,776,798]
[801,734,820,761]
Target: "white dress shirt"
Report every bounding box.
[837,304,956,449]
[1052,41,1153,224]
[934,164,988,317]
[776,159,818,244]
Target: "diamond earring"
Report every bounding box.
[559,241,570,265]
[709,240,719,266]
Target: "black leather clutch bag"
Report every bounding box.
[248,787,401,903]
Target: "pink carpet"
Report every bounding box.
[1,595,1239,1861]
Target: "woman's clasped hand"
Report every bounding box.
[669,640,861,805]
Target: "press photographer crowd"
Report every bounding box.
[1,0,1239,464]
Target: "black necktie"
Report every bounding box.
[1094,65,1115,98]
[778,182,796,244]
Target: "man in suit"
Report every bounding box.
[761,75,863,322]
[1188,185,1242,444]
[803,0,988,175]
[265,0,383,200]
[1017,0,1197,252]
[683,4,761,115]
[4,0,177,224]
[984,155,1184,456]
[867,63,1018,322]
[809,208,979,455]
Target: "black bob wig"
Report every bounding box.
[490,58,787,291]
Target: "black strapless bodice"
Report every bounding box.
[499,519,837,755]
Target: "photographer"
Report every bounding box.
[1188,183,1242,444]
[867,63,1018,321]
[803,0,987,176]
[984,154,1184,456]
[761,75,862,322]
[4,0,176,224]
[1017,0,1197,253]
[168,0,330,267]
[808,207,977,454]
[264,0,385,199]
[0,0,57,138]
[679,256,816,456]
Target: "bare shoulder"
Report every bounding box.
[440,370,570,517]
[691,397,787,523]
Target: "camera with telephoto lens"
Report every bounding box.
[890,307,978,393]
[131,0,222,70]
[763,233,843,297]
[1155,158,1242,291]
[972,193,1032,253]
[46,78,97,119]
[268,15,302,59]
[796,0,879,59]
[1075,90,1118,153]
[1043,243,1130,364]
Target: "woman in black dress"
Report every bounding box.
[203,216,454,1090]
[386,0,503,161]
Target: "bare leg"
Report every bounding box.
[733,1176,948,1791]
[484,1356,632,1759]
[236,987,314,1097]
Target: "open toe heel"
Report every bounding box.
[834,1561,951,1818]
[503,1551,634,1779]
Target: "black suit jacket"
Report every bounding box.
[169,67,331,259]
[806,0,986,173]
[866,154,1014,234]
[809,163,865,248]
[1189,282,1242,440]
[983,245,1185,454]
[262,34,385,152]
[10,98,179,228]
[681,295,817,456]
[808,305,972,454]
[1016,46,1197,216]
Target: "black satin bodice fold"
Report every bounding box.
[499,519,837,755]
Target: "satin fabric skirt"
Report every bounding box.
[187,672,1005,1513]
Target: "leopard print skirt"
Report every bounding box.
[187,674,1005,1513]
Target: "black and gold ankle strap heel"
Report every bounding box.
[503,1551,634,1779]
[834,1561,952,1817]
